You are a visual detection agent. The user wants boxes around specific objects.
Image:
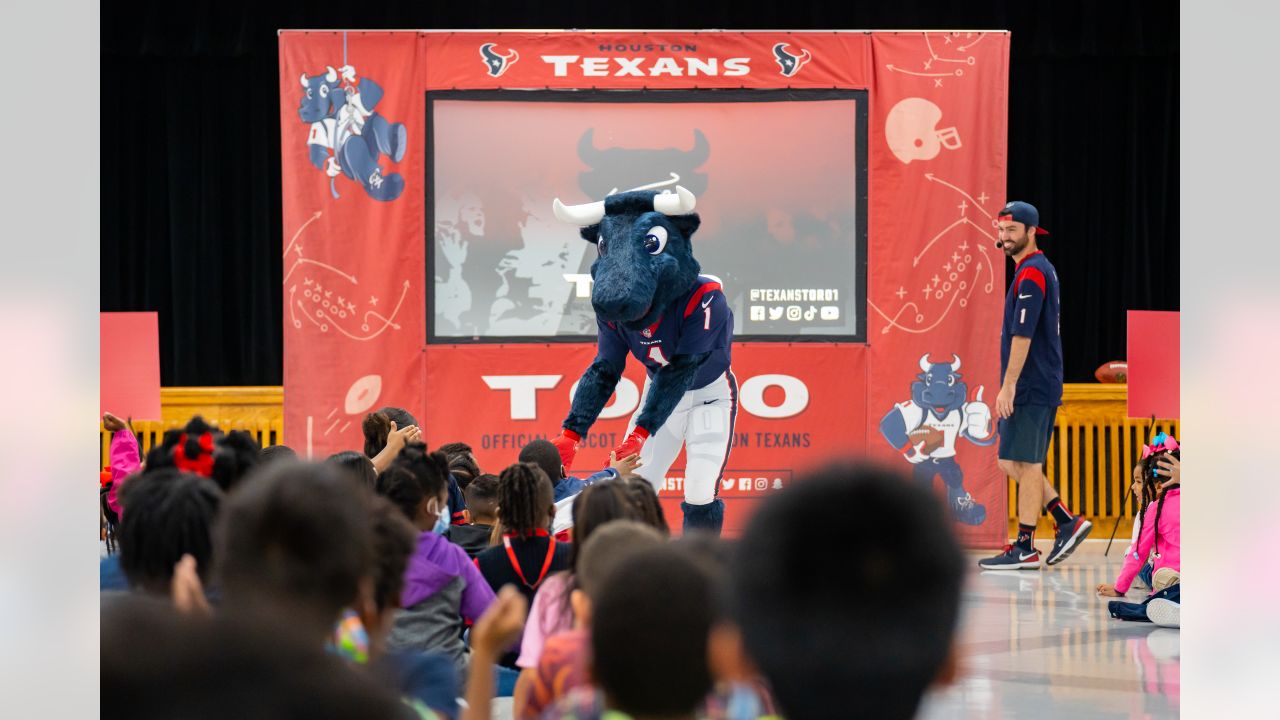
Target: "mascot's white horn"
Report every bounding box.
[300,73,309,88]
[951,355,961,372]
[653,186,696,215]
[325,65,339,82]
[552,198,606,226]
[918,354,931,373]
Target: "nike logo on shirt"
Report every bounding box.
[1018,293,1033,299]
[701,297,714,308]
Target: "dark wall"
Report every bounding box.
[102,1,1178,386]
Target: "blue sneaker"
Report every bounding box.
[1046,517,1093,566]
[978,544,1041,570]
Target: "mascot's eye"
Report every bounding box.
[947,376,956,386]
[597,234,607,255]
[319,84,330,98]
[924,376,933,386]
[306,88,313,99]
[644,226,669,255]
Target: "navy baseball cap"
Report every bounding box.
[998,201,1050,236]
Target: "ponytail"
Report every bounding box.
[362,412,392,458]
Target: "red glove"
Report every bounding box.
[612,427,649,463]
[551,429,581,474]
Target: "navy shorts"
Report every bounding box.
[997,404,1058,463]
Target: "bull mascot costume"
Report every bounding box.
[549,180,736,535]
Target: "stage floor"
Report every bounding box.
[920,542,1179,719]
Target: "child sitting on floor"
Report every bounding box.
[546,542,721,720]
[1098,434,1181,598]
[448,473,499,558]
[731,461,965,720]
[378,445,496,671]
[512,482,646,717]
[523,520,666,719]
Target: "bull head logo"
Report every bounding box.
[576,129,710,199]
[772,42,812,78]
[479,43,520,78]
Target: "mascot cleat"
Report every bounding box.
[950,491,987,526]
[365,168,404,202]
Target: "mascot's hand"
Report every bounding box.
[963,386,993,439]
[325,157,342,178]
[551,430,581,474]
[338,64,357,83]
[612,427,649,463]
[902,443,928,465]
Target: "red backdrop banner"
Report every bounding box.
[278,30,1011,546]
[101,312,161,420]
[1127,310,1180,419]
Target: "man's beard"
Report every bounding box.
[1002,236,1029,256]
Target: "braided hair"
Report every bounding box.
[375,443,450,527]
[1136,446,1181,559]
[497,462,554,537]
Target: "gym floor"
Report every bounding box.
[921,543,1178,719]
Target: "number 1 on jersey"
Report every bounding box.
[648,346,670,367]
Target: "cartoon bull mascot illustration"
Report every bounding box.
[880,353,994,525]
[298,64,407,202]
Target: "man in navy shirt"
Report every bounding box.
[980,201,1093,570]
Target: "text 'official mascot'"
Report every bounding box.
[550,182,735,535]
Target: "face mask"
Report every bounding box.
[432,505,450,535]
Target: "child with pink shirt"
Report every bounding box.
[1098,434,1181,598]
[103,412,141,518]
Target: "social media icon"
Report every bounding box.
[750,305,765,321]
[786,305,802,321]
[772,478,784,490]
[768,306,784,320]
[738,477,752,491]
[803,306,817,321]
[755,478,769,491]
[820,305,840,320]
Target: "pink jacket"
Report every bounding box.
[106,430,142,516]
[1114,488,1180,594]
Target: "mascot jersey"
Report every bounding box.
[594,276,732,387]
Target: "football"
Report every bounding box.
[908,426,946,454]
[1094,361,1128,384]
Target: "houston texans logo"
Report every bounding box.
[772,42,812,77]
[479,43,520,77]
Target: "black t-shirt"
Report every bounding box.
[446,523,493,558]
[475,532,572,668]
[475,533,573,609]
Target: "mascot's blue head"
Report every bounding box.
[554,184,702,331]
[911,354,968,419]
[298,67,346,123]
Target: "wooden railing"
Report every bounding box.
[1011,384,1179,522]
[100,384,1175,522]
[99,387,284,467]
